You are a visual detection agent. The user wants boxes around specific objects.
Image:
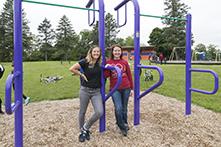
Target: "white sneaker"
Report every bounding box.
[24,97,30,105]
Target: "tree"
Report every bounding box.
[0,0,33,62]
[115,37,126,46]
[55,15,78,61]
[207,44,218,60]
[125,35,134,46]
[76,29,94,60]
[90,13,119,48]
[38,18,55,61]
[148,0,190,59]
[105,13,119,47]
[194,43,206,53]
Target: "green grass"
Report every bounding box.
[0,61,221,113]
[0,61,80,102]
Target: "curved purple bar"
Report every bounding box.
[87,0,96,26]
[5,72,21,114]
[103,65,122,101]
[190,68,219,94]
[138,65,164,99]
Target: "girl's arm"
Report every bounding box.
[69,63,88,81]
[69,63,82,76]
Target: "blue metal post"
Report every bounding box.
[132,0,140,125]
[14,0,23,146]
[185,14,192,115]
[98,0,106,132]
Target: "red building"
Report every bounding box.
[121,46,156,61]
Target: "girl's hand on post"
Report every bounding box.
[80,73,88,82]
[105,64,110,68]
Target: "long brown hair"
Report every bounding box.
[110,44,123,59]
[85,46,102,64]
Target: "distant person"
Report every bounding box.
[11,62,30,105]
[105,45,133,137]
[0,64,5,114]
[159,52,164,65]
[69,46,103,143]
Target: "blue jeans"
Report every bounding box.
[112,88,131,131]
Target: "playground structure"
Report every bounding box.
[169,47,185,61]
[3,0,219,147]
[215,51,221,61]
[192,50,206,61]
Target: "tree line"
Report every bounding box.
[0,0,220,62]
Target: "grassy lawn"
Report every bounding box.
[139,61,221,113]
[0,61,221,112]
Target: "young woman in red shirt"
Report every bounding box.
[105,45,133,136]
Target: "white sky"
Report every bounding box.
[1,0,221,48]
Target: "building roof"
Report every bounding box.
[122,46,156,51]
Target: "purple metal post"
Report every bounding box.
[132,0,140,126]
[97,0,106,132]
[185,14,191,115]
[14,0,23,146]
[86,0,106,132]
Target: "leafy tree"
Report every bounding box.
[148,0,190,59]
[90,13,119,48]
[38,18,55,61]
[207,44,218,60]
[0,0,33,62]
[105,13,119,47]
[194,43,206,53]
[77,29,94,60]
[55,15,78,61]
[115,37,126,46]
[125,35,134,46]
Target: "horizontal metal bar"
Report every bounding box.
[22,0,99,12]
[140,13,186,21]
[86,0,94,8]
[114,0,130,10]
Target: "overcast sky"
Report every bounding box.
[1,0,221,48]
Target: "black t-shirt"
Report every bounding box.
[79,59,101,88]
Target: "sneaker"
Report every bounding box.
[125,124,130,131]
[121,129,127,137]
[85,130,91,140]
[79,130,87,142]
[0,110,4,114]
[24,97,30,105]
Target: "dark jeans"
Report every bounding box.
[112,88,131,131]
